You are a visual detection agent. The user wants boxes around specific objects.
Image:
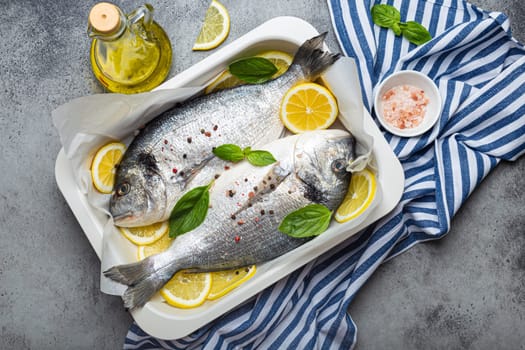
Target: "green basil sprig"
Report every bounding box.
[169,183,212,238]
[371,4,431,45]
[229,57,278,84]
[278,204,333,238]
[213,144,276,167]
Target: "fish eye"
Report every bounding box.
[116,182,131,196]
[331,159,347,173]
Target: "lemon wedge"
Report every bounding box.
[280,82,339,134]
[205,50,293,94]
[192,0,230,51]
[160,270,212,308]
[90,141,126,194]
[335,168,377,223]
[118,221,168,245]
[137,232,173,260]
[207,265,256,300]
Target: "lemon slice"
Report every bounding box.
[280,82,339,134]
[192,0,230,51]
[90,142,126,194]
[335,168,377,223]
[207,265,256,300]
[118,221,168,245]
[137,232,173,260]
[204,70,244,94]
[205,50,293,94]
[160,270,212,308]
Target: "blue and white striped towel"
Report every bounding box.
[125,0,525,348]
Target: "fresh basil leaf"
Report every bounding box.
[169,184,211,238]
[245,150,276,167]
[400,21,432,45]
[371,4,401,28]
[229,57,278,84]
[213,144,245,163]
[278,204,332,238]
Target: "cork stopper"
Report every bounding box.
[89,2,121,34]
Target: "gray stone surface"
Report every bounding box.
[0,0,523,349]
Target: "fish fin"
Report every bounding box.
[104,260,154,285]
[233,163,291,215]
[104,254,180,309]
[121,276,168,309]
[177,154,215,189]
[293,32,341,79]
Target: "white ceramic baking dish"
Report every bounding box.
[55,16,404,339]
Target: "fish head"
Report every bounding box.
[109,153,168,227]
[293,129,355,209]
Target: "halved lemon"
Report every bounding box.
[205,50,293,94]
[207,265,256,300]
[335,168,377,223]
[118,221,168,245]
[90,142,126,194]
[160,270,212,308]
[280,82,339,134]
[192,0,230,51]
[137,232,173,260]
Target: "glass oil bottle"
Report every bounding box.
[87,2,172,93]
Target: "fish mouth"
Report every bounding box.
[111,211,136,227]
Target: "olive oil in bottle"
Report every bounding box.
[88,2,172,93]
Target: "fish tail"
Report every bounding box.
[293,32,341,79]
[104,254,179,309]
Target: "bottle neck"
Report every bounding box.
[88,6,127,41]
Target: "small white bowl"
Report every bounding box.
[374,70,442,137]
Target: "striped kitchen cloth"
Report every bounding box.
[125,0,525,348]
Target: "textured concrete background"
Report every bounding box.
[0,0,523,349]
